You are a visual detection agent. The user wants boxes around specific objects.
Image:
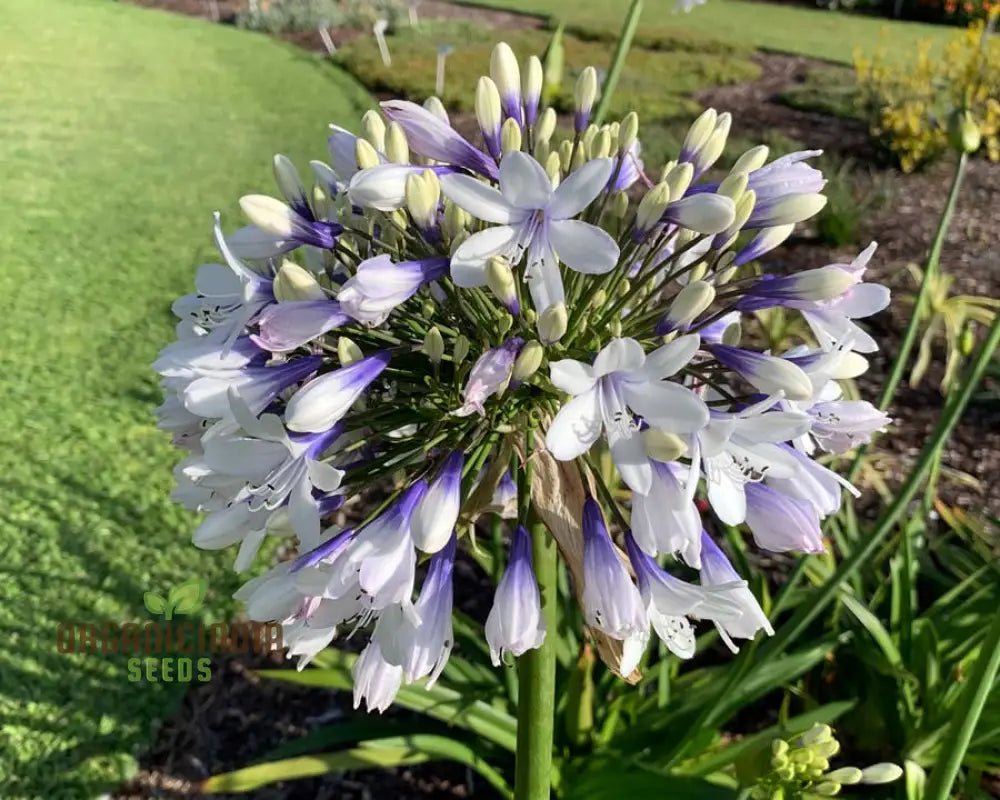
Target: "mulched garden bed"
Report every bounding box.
[115,2,999,796]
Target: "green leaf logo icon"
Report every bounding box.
[166,578,207,619]
[144,591,167,616]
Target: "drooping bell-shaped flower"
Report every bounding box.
[744,482,825,554]
[338,255,449,326]
[411,451,463,553]
[376,534,456,685]
[581,498,648,675]
[625,533,745,659]
[807,400,891,453]
[547,337,708,494]
[631,460,703,566]
[285,351,391,432]
[353,640,404,714]
[485,524,546,665]
[765,443,857,518]
[699,532,774,653]
[454,337,523,417]
[336,481,426,613]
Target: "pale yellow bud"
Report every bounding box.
[538,303,568,344]
[665,281,715,328]
[731,145,769,174]
[361,110,386,153]
[501,117,522,154]
[273,154,306,206]
[423,95,449,124]
[545,151,562,185]
[824,768,862,785]
[619,112,639,153]
[581,124,598,154]
[475,77,502,142]
[513,340,544,383]
[722,319,742,346]
[636,182,671,234]
[643,429,688,462]
[355,138,380,170]
[533,138,550,164]
[558,140,573,173]
[813,782,840,796]
[486,255,518,312]
[535,107,557,145]
[681,108,717,157]
[405,170,440,231]
[574,67,598,114]
[523,55,543,111]
[717,171,748,201]
[570,144,586,171]
[273,260,325,302]
[443,200,468,241]
[385,121,409,164]
[338,337,362,365]
[859,763,903,785]
[424,326,445,362]
[490,42,521,111]
[664,162,695,201]
[592,129,612,160]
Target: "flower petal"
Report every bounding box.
[549,359,597,395]
[638,334,701,381]
[593,338,645,378]
[439,173,519,224]
[545,389,602,460]
[547,157,613,219]
[624,381,709,433]
[547,219,619,275]
[451,226,519,287]
[498,151,553,210]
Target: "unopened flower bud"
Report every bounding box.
[538,302,568,344]
[574,67,599,132]
[338,337,362,365]
[961,321,977,356]
[273,154,307,208]
[490,42,522,123]
[535,107,557,146]
[486,256,520,314]
[824,767,862,785]
[771,753,789,769]
[423,95,449,124]
[498,313,514,334]
[424,326,445,362]
[570,143,586,171]
[619,111,639,154]
[666,194,736,234]
[545,151,562,185]
[361,110,386,153]
[524,308,537,325]
[664,161,694,200]
[523,55,543,124]
[453,335,470,366]
[581,124,598,154]
[731,144,769,174]
[749,194,827,228]
[443,200,468,241]
[642,429,688,462]
[558,140,573,173]
[274,261,325,302]
[501,118,522,154]
[636,182,671,235]
[591,289,608,309]
[385,121,409,164]
[610,318,622,337]
[681,108,717,160]
[772,739,790,757]
[405,170,440,231]
[814,739,841,759]
[812,757,831,772]
[775,766,795,782]
[512,340,544,383]
[355,138,381,170]
[610,191,629,219]
[663,281,715,330]
[813,782,840,796]
[476,77,503,158]
[718,171,748,201]
[859,763,904,784]
[695,127,728,176]
[801,724,833,746]
[949,109,981,154]
[593,129,612,159]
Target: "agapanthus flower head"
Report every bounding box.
[158,40,890,704]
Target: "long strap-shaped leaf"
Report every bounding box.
[201,733,513,796]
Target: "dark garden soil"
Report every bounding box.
[115,3,999,797]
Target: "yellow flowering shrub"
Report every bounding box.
[855,16,1000,171]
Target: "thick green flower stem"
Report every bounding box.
[515,519,559,800]
[847,151,968,484]
[924,597,1000,800]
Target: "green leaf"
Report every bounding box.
[167,577,206,616]
[258,651,518,752]
[201,734,513,796]
[905,759,927,800]
[262,718,430,761]
[143,591,166,616]
[564,759,736,800]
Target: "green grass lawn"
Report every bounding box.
[458,0,955,64]
[0,1,371,797]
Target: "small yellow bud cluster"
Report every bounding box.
[747,725,902,799]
